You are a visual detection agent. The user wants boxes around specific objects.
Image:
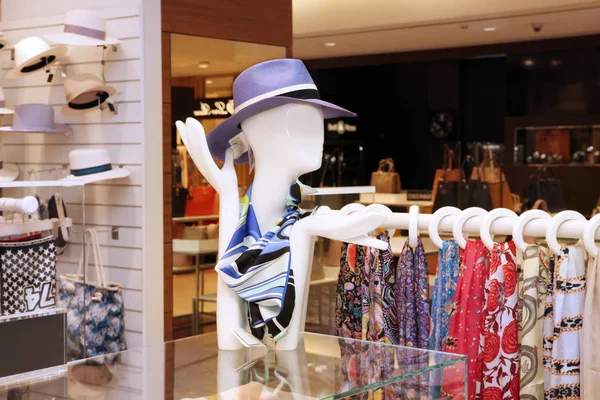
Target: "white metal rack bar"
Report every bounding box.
[326,210,600,240]
[0,180,84,188]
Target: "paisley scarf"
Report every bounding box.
[215,182,311,342]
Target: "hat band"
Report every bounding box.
[71,163,112,177]
[64,24,107,41]
[234,83,318,113]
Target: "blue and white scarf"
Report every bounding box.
[216,182,311,342]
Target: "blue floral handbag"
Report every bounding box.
[58,228,127,362]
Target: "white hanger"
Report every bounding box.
[335,202,389,250]
[546,210,587,255]
[583,214,600,258]
[452,207,487,249]
[428,206,461,249]
[408,205,419,248]
[512,209,552,253]
[364,203,395,237]
[480,208,517,250]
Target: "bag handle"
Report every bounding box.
[77,228,107,288]
[377,158,395,173]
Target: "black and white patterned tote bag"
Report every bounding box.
[0,236,57,315]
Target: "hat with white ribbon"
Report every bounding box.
[6,37,67,79]
[45,9,120,46]
[205,58,356,163]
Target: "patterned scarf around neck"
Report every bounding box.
[215,182,311,342]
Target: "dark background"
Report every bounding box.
[307,45,600,194]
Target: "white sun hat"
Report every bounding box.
[0,87,14,115]
[45,9,120,46]
[63,149,130,184]
[6,37,67,79]
[61,73,117,116]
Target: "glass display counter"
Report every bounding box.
[0,332,467,399]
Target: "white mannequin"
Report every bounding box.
[177,103,387,352]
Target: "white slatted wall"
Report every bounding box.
[0,0,164,398]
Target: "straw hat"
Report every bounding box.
[0,87,14,115]
[6,37,67,79]
[61,73,116,116]
[45,9,120,46]
[63,149,130,184]
[0,104,70,134]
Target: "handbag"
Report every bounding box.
[172,185,188,218]
[48,193,69,255]
[433,168,459,211]
[370,158,401,193]
[471,146,513,209]
[186,179,218,216]
[0,236,57,316]
[460,166,492,210]
[58,228,127,361]
[432,143,461,204]
[523,167,566,212]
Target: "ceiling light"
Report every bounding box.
[523,58,535,67]
[206,79,213,84]
[198,62,210,69]
[551,59,562,67]
[324,42,336,47]
[483,27,496,32]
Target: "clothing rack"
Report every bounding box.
[326,207,600,241]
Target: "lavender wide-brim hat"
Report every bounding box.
[206,59,356,163]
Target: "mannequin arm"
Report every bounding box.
[176,118,245,350]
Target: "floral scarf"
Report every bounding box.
[443,239,488,400]
[477,241,520,399]
[396,237,430,349]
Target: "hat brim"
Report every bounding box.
[62,167,130,184]
[5,45,68,79]
[61,84,117,116]
[206,97,356,164]
[0,123,71,134]
[45,32,120,47]
[0,108,14,115]
[67,363,120,399]
[0,163,19,182]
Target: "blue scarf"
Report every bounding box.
[215,182,311,342]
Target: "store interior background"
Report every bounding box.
[167,0,600,338]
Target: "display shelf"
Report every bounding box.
[0,332,467,399]
[0,217,72,236]
[312,186,375,195]
[0,180,84,188]
[0,308,66,324]
[172,214,220,223]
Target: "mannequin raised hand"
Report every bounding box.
[176,118,238,196]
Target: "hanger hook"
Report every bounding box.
[512,209,551,253]
[408,205,419,248]
[480,208,517,250]
[546,210,587,255]
[452,207,487,249]
[583,214,600,259]
[428,206,460,250]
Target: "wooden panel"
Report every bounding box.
[163,173,173,243]
[163,104,173,174]
[164,243,173,341]
[161,0,292,47]
[162,32,172,103]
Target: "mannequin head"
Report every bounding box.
[241,103,324,179]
